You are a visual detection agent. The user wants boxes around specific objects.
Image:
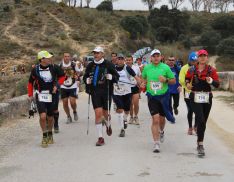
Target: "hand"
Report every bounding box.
[206,77,213,84]
[159,76,167,83]
[177,86,182,93]
[186,83,192,90]
[140,82,146,89]
[106,74,112,80]
[52,86,57,94]
[86,78,91,84]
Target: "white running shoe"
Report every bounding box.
[129,117,134,124]
[134,116,140,125]
[153,142,160,153]
[160,131,165,143]
[66,116,72,124]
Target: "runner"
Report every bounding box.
[83,46,119,146]
[125,54,141,125]
[111,52,118,65]
[136,57,144,72]
[185,49,220,157]
[27,50,65,148]
[141,49,176,153]
[113,53,141,137]
[60,53,79,124]
[166,56,181,115]
[179,52,198,135]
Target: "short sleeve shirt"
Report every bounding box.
[142,63,175,95]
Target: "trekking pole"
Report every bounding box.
[107,79,110,128]
[87,93,91,135]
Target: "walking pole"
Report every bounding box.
[87,93,91,135]
[107,79,110,129]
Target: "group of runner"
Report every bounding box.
[27,46,219,157]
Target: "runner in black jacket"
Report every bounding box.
[83,46,119,146]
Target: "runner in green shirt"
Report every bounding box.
[141,49,175,153]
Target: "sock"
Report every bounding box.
[48,131,53,136]
[96,123,103,138]
[54,112,59,128]
[117,113,124,129]
[123,113,128,121]
[43,132,47,138]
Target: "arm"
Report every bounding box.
[208,68,220,88]
[107,62,119,83]
[27,69,35,97]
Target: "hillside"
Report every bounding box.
[0,0,233,101]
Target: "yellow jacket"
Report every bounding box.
[179,64,191,93]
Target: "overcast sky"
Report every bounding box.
[88,0,234,11]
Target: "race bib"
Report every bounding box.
[64,77,73,86]
[114,83,131,95]
[185,91,190,99]
[150,81,162,93]
[194,92,209,103]
[38,91,52,103]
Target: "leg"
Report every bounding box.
[62,98,70,117]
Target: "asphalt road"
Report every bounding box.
[0,92,234,182]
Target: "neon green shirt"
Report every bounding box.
[142,63,175,96]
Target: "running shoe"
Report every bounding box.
[160,131,165,143]
[73,112,78,121]
[134,116,140,125]
[153,142,160,153]
[124,120,128,129]
[119,129,125,137]
[129,117,134,124]
[54,127,59,134]
[193,127,197,135]
[187,128,193,135]
[66,116,72,124]
[96,137,105,146]
[174,107,179,115]
[47,135,54,144]
[197,145,205,157]
[106,125,112,136]
[41,137,48,148]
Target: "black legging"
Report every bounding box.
[190,100,212,142]
[184,98,197,128]
[169,93,180,114]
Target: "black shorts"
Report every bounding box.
[36,94,56,116]
[113,93,132,111]
[131,86,140,95]
[60,88,77,99]
[147,97,165,117]
[91,92,112,110]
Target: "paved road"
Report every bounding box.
[0,92,234,182]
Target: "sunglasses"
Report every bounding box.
[168,59,175,61]
[198,54,208,57]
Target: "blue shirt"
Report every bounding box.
[169,66,180,94]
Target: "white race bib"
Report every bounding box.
[185,91,190,99]
[114,83,131,95]
[194,92,209,103]
[150,81,162,92]
[38,92,52,103]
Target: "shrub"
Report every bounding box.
[217,37,234,56]
[96,1,113,12]
[15,76,28,96]
[120,15,148,40]
[199,30,221,54]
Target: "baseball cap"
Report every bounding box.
[188,52,198,62]
[197,49,208,56]
[93,46,104,53]
[150,49,161,56]
[117,53,125,58]
[37,51,53,60]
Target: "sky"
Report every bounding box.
[88,0,234,12]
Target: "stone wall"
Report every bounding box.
[218,72,234,92]
[0,95,29,120]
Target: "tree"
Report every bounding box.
[214,0,232,12]
[189,0,202,11]
[85,0,91,8]
[80,0,82,7]
[168,0,185,9]
[202,0,214,12]
[217,37,234,56]
[96,1,113,11]
[141,0,161,10]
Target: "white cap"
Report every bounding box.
[93,46,104,53]
[150,49,161,56]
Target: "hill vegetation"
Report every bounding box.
[0,0,233,101]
